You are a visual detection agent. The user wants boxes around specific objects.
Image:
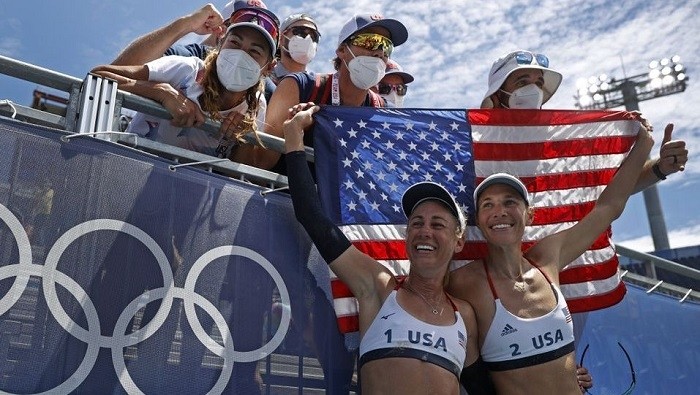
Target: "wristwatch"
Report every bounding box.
[652,160,667,180]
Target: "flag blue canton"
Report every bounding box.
[313,107,476,225]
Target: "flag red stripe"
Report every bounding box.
[559,257,619,283]
[332,275,407,300]
[473,136,635,161]
[332,278,354,299]
[566,282,626,313]
[527,170,618,193]
[353,240,406,260]
[475,169,617,193]
[468,109,634,126]
[531,202,596,225]
[336,315,360,334]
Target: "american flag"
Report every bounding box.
[312,107,639,337]
[458,330,467,351]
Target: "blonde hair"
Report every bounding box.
[198,49,265,148]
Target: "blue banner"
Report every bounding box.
[0,118,354,394]
[575,283,700,394]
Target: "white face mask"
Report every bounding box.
[500,84,544,109]
[381,91,404,108]
[216,48,264,92]
[286,35,317,65]
[344,46,386,90]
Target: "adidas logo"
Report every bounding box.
[501,324,517,337]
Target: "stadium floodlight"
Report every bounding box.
[574,56,688,110]
[573,56,690,252]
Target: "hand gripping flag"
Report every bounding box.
[312,106,639,338]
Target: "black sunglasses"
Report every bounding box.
[287,26,319,42]
[377,83,408,96]
[579,342,636,395]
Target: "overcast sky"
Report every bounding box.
[1,0,699,252]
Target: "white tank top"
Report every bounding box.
[359,288,468,378]
[480,261,575,371]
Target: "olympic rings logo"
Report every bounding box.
[0,203,291,395]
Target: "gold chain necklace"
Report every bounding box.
[405,282,444,315]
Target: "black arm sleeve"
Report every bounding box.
[286,150,352,263]
[460,357,497,395]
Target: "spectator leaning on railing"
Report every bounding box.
[91,2,280,160]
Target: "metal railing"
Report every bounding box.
[621,271,700,303]
[617,245,700,281]
[0,54,312,189]
[617,245,700,302]
[1,53,698,302]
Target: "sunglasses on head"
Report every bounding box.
[287,26,319,42]
[493,51,550,75]
[346,33,393,58]
[229,9,280,42]
[377,83,407,96]
[515,51,549,67]
[579,342,636,395]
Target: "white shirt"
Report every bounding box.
[127,55,266,157]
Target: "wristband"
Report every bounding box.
[652,161,667,180]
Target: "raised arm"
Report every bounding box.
[532,120,654,271]
[283,104,390,301]
[633,123,688,193]
[111,4,224,65]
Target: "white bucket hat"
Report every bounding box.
[481,50,562,108]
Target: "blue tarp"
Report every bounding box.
[576,283,700,394]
